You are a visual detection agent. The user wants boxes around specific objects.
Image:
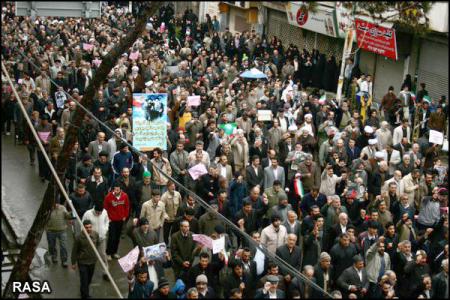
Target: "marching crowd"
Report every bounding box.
[1,2,449,299]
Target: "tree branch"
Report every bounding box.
[3,3,163,298]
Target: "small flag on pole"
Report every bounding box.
[294,177,304,197]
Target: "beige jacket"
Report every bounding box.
[140,200,168,230]
[260,224,288,254]
[151,157,172,186]
[400,173,418,207]
[161,191,182,222]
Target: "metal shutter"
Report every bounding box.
[266,9,343,59]
[417,39,449,101]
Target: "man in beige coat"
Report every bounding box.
[161,181,181,244]
[140,190,168,242]
[230,129,249,175]
[400,169,421,209]
[151,147,172,194]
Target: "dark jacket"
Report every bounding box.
[245,165,264,190]
[131,227,159,248]
[85,176,109,207]
[431,271,448,299]
[223,272,251,298]
[336,266,369,298]
[71,230,100,265]
[314,263,335,298]
[186,254,224,288]
[170,231,198,276]
[275,245,302,275]
[70,191,93,218]
[330,243,358,282]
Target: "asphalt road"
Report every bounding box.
[1,133,175,298]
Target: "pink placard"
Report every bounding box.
[192,234,213,249]
[129,51,139,60]
[38,131,50,142]
[83,43,94,51]
[118,246,140,273]
[188,163,208,180]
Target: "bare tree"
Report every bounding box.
[3,3,163,298]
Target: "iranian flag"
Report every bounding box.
[319,94,327,105]
[294,177,304,197]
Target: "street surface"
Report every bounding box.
[1,133,175,298]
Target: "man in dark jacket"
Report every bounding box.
[85,167,109,207]
[71,220,100,299]
[275,234,302,283]
[93,151,114,187]
[403,250,431,298]
[114,167,139,217]
[234,199,268,246]
[130,218,158,248]
[314,252,334,298]
[336,255,369,298]
[330,233,358,282]
[432,258,448,299]
[186,252,225,289]
[70,183,93,220]
[223,260,252,298]
[170,220,200,280]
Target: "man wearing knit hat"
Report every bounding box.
[151,277,176,298]
[195,273,216,298]
[314,252,334,297]
[130,217,158,248]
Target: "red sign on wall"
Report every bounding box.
[296,8,309,26]
[355,18,398,60]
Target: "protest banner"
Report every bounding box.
[188,164,208,180]
[132,93,167,151]
[355,18,398,60]
[118,246,140,273]
[429,130,444,145]
[192,234,213,249]
[143,243,167,261]
[187,95,201,107]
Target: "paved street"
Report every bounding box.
[1,133,174,298]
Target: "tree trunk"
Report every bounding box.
[3,3,162,298]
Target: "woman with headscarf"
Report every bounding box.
[311,53,326,89]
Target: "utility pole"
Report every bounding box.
[336,25,354,105]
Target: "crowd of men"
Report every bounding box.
[1,2,449,299]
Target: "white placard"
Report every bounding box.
[212,236,225,254]
[429,130,444,145]
[442,138,448,151]
[257,110,273,121]
[187,95,201,107]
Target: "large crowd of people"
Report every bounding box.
[1,2,449,299]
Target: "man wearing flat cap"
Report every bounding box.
[254,274,286,298]
[337,254,369,298]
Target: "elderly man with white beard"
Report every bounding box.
[375,121,393,149]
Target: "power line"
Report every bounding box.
[6,42,333,298]
[1,61,124,299]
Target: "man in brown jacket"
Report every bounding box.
[298,154,321,194]
[428,105,446,132]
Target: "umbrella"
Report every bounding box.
[239,68,268,80]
